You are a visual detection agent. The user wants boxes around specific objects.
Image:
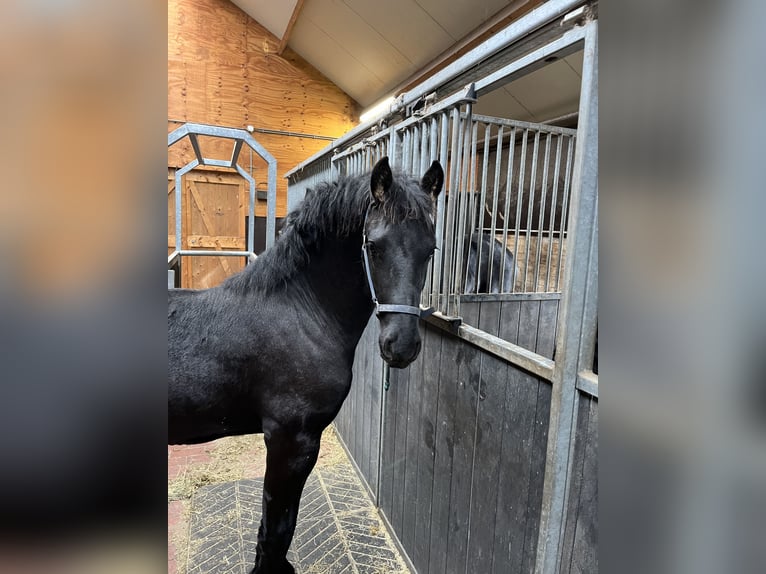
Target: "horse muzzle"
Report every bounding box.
[379,326,422,368]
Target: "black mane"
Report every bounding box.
[222,169,434,295]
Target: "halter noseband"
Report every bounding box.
[362,204,435,319]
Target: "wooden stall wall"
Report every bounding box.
[168,0,359,288]
[378,303,553,574]
[559,393,598,574]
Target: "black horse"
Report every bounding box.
[464,231,519,294]
[168,157,443,574]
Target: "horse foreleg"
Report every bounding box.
[251,427,321,574]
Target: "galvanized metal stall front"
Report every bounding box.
[286,2,598,573]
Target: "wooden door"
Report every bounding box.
[168,169,247,289]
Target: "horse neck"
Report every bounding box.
[302,232,374,348]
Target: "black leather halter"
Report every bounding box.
[362,204,435,319]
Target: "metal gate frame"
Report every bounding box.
[286,2,598,572]
[167,123,278,274]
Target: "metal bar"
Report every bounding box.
[475,123,492,293]
[473,25,586,98]
[556,135,575,290]
[189,134,203,164]
[512,129,528,292]
[487,124,504,291]
[235,165,257,255]
[167,123,189,147]
[230,139,244,168]
[545,135,563,291]
[177,249,255,257]
[283,0,586,178]
[174,159,199,273]
[523,131,540,292]
[202,158,231,168]
[432,112,449,308]
[470,115,577,137]
[440,107,461,313]
[465,119,480,293]
[535,133,552,290]
[266,158,278,248]
[500,127,516,291]
[399,0,586,110]
[453,104,473,302]
[534,19,598,574]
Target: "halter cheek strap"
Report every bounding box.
[362,206,435,319]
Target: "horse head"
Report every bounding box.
[362,157,443,368]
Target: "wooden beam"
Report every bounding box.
[278,0,305,56]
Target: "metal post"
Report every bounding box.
[534,19,598,574]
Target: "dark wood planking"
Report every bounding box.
[517,299,541,353]
[466,301,506,573]
[569,397,598,574]
[427,328,460,574]
[413,322,443,572]
[379,355,398,520]
[491,300,541,573]
[536,299,559,359]
[390,353,412,536]
[520,381,552,573]
[368,328,383,499]
[401,323,427,556]
[445,303,481,574]
[499,300,522,345]
[559,394,590,572]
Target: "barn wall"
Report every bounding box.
[378,304,552,574]
[167,0,360,218]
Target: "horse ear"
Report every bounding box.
[370,157,393,203]
[421,160,444,200]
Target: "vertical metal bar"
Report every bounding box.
[447,107,468,315]
[535,19,598,574]
[420,119,429,176]
[189,133,203,164]
[403,129,412,175]
[230,139,244,168]
[423,116,439,307]
[175,169,183,267]
[545,135,563,291]
[512,129,528,292]
[475,123,492,293]
[556,135,575,290]
[431,112,449,309]
[266,158,278,249]
[500,127,516,291]
[453,104,474,308]
[486,124,504,291]
[465,119,480,293]
[534,133,552,291]
[440,108,461,314]
[523,131,540,292]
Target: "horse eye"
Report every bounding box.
[365,241,379,255]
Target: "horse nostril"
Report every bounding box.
[382,336,394,357]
